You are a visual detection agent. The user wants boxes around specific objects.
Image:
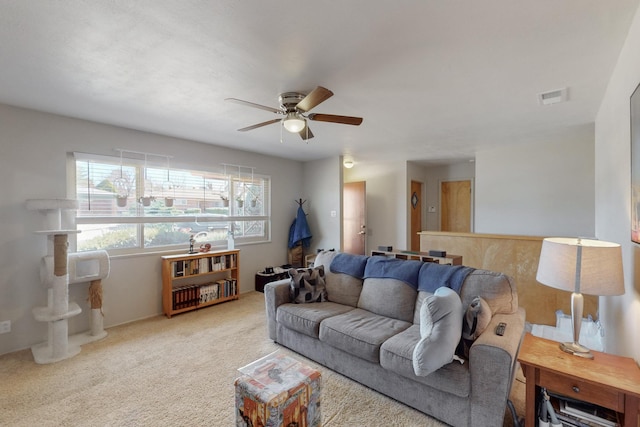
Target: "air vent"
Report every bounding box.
[538,88,568,105]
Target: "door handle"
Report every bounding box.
[358,231,366,235]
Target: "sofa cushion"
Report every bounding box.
[319,308,411,362]
[289,266,328,304]
[357,277,417,322]
[315,250,363,307]
[413,287,463,376]
[459,269,518,315]
[314,249,338,269]
[456,296,492,359]
[380,325,470,398]
[413,291,431,324]
[462,296,491,341]
[276,302,355,338]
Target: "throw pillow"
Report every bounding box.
[412,287,463,376]
[288,266,328,304]
[456,296,491,359]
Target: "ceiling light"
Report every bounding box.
[343,159,354,168]
[283,113,306,133]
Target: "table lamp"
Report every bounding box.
[536,237,624,359]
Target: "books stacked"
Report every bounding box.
[217,278,237,298]
[172,260,200,277]
[171,254,237,278]
[171,284,199,310]
[199,282,219,304]
[549,393,620,427]
[172,278,237,310]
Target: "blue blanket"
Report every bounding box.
[330,253,368,278]
[363,256,423,289]
[418,263,475,293]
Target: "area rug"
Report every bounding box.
[1,291,523,426]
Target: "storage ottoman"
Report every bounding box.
[235,351,321,427]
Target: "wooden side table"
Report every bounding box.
[518,333,640,427]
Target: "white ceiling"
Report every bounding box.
[0,1,638,166]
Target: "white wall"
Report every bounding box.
[344,160,407,254]
[0,104,302,355]
[302,156,342,253]
[475,125,595,237]
[595,4,640,360]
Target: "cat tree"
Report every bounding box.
[27,199,110,364]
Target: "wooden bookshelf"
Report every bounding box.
[161,249,239,318]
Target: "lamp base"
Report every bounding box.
[560,341,594,359]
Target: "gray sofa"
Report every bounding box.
[264,251,525,427]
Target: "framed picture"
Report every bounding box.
[631,82,640,243]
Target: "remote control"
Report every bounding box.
[495,322,506,336]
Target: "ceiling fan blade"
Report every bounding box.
[296,86,334,112]
[225,98,282,115]
[308,113,363,126]
[237,118,282,132]
[298,126,314,140]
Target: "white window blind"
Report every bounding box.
[73,152,271,253]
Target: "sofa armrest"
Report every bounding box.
[469,307,525,426]
[264,279,291,341]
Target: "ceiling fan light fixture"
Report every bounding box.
[283,113,306,133]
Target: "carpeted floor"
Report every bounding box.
[1,291,525,426]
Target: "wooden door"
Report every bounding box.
[343,181,366,254]
[441,180,471,232]
[410,180,422,251]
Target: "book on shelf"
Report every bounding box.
[173,261,184,278]
[214,277,237,298]
[199,257,209,274]
[198,282,220,304]
[216,279,227,297]
[172,284,199,310]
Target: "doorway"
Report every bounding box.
[343,181,366,255]
[440,180,472,232]
[410,180,422,251]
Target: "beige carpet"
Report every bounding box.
[1,291,524,426]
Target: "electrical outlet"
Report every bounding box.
[0,320,11,334]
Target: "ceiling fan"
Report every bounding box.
[225,86,363,140]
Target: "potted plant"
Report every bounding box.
[236,196,244,208]
[251,197,258,208]
[116,195,128,207]
[221,195,229,207]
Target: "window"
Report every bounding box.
[73,153,270,254]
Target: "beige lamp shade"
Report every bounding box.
[536,237,624,296]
